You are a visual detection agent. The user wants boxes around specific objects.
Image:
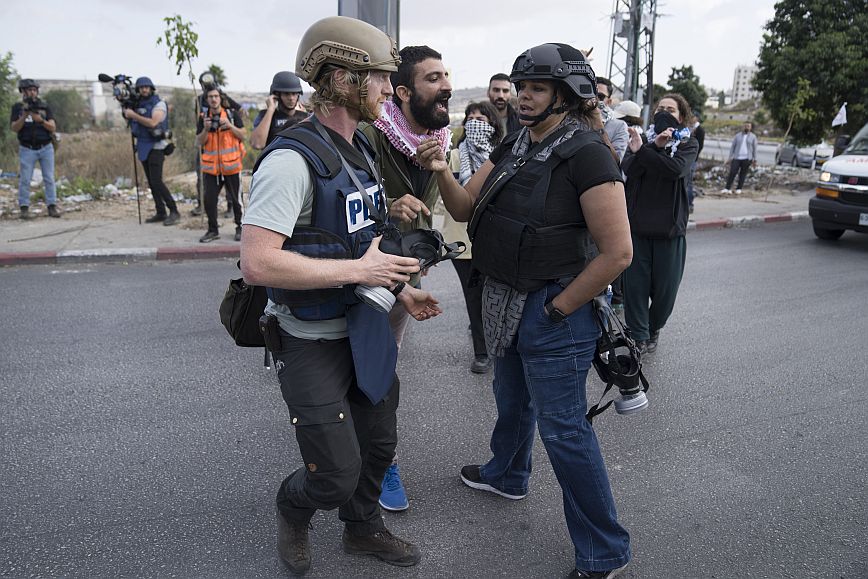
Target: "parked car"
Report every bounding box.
[808,122,868,240]
[777,140,833,168]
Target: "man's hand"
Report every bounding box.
[357,235,420,287]
[123,108,135,120]
[389,194,431,223]
[29,111,44,124]
[627,127,642,153]
[397,285,442,321]
[654,127,673,148]
[266,95,278,111]
[219,116,231,129]
[416,137,449,173]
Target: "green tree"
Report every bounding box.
[43,89,91,132]
[666,65,708,115]
[205,64,227,87]
[0,52,19,170]
[754,0,868,145]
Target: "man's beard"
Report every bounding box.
[408,90,451,130]
[492,98,507,111]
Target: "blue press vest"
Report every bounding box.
[253,121,397,404]
[131,95,169,161]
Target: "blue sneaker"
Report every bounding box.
[379,463,409,512]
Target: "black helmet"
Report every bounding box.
[510,43,596,100]
[18,78,39,92]
[270,71,303,94]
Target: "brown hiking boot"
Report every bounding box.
[276,510,311,575]
[342,527,421,567]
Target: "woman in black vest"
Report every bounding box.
[418,44,633,579]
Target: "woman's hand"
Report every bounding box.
[417,137,449,173]
[397,285,442,321]
[627,127,643,153]
[654,128,673,148]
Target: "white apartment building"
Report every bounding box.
[732,65,760,103]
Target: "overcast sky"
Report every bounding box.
[3,0,776,95]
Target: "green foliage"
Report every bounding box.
[157,15,199,87]
[168,88,198,173]
[0,52,19,170]
[206,64,227,87]
[651,83,668,104]
[666,65,708,115]
[754,0,868,145]
[753,109,768,126]
[43,89,91,132]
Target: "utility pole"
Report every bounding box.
[606,0,658,122]
[338,0,400,47]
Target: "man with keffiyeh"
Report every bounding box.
[361,45,453,513]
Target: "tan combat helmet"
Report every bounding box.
[296,16,400,89]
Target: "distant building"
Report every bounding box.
[731,65,760,103]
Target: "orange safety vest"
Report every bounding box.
[201,108,245,175]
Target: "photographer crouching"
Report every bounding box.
[123,77,180,226]
[10,79,59,219]
[196,87,246,242]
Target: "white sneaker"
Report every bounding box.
[721,188,732,194]
[735,189,743,195]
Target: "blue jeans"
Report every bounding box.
[479,282,631,572]
[18,144,56,207]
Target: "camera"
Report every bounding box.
[21,96,44,112]
[208,114,221,132]
[98,73,139,109]
[354,225,465,313]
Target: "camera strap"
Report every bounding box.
[310,116,387,225]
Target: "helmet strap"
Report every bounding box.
[356,72,379,122]
[518,93,566,127]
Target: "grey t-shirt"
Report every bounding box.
[242,148,349,340]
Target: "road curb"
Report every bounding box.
[688,210,809,232]
[1,212,810,266]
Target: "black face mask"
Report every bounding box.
[653,111,679,133]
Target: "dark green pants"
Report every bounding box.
[623,235,687,342]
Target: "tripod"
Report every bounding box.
[129,129,143,224]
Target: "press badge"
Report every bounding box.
[345,184,383,233]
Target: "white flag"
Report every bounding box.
[832,102,847,127]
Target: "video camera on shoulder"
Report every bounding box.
[21,97,45,112]
[98,73,139,109]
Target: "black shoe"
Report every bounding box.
[199,231,219,243]
[635,340,648,355]
[163,211,180,226]
[234,226,242,242]
[19,206,32,220]
[568,564,628,578]
[277,510,311,575]
[460,465,526,500]
[145,213,166,223]
[48,204,61,218]
[190,205,203,216]
[342,528,421,567]
[223,209,233,219]
[646,331,659,354]
[470,355,492,374]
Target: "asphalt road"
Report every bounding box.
[2,221,867,579]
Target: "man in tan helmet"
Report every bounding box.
[241,15,439,574]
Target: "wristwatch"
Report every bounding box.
[389,282,406,297]
[544,301,568,323]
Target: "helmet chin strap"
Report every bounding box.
[518,93,567,127]
[356,72,379,122]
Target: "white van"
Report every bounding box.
[809,122,868,239]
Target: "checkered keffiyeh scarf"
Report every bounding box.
[458,119,495,185]
[374,100,451,167]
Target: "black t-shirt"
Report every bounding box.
[254,108,309,147]
[489,134,623,224]
[197,108,245,133]
[11,101,54,147]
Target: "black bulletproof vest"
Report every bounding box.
[470,130,604,292]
